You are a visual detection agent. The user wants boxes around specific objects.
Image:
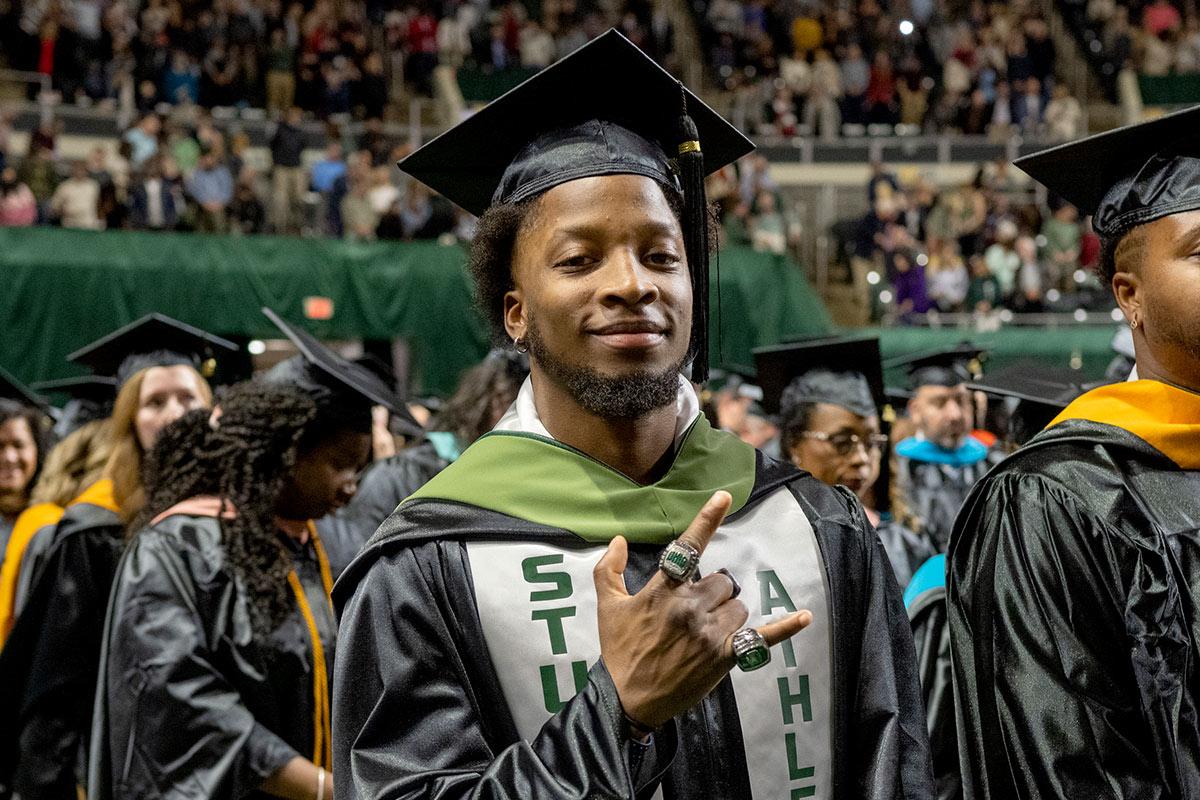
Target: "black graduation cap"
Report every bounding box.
[0,365,51,414]
[1014,104,1200,239]
[885,343,986,394]
[67,313,238,386]
[31,375,120,405]
[967,361,1103,444]
[31,375,119,435]
[396,29,754,382]
[753,336,884,419]
[261,308,423,436]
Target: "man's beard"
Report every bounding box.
[525,319,687,420]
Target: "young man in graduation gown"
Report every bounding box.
[333,32,933,800]
[889,347,994,551]
[949,106,1200,798]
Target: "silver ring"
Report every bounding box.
[731,627,771,672]
[658,539,701,583]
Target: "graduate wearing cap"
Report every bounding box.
[948,108,1200,799]
[886,345,995,551]
[756,337,937,590]
[333,31,932,800]
[86,308,420,800]
[0,314,231,800]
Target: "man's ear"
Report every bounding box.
[503,289,525,342]
[1112,269,1141,327]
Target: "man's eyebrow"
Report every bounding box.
[548,220,681,243]
[1175,220,1200,254]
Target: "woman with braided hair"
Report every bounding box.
[90,309,411,800]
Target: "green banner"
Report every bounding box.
[0,228,833,396]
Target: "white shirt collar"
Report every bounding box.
[494,374,702,449]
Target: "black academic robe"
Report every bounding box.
[875,516,937,589]
[0,499,122,800]
[948,419,1200,799]
[333,452,934,799]
[88,514,336,800]
[893,451,994,551]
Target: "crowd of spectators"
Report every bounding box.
[0,0,676,120]
[0,102,807,253]
[1081,0,1200,77]
[850,159,1103,321]
[0,107,476,239]
[706,0,1085,140]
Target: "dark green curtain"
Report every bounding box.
[0,228,833,396]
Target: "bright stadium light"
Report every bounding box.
[867,270,881,285]
[248,340,266,355]
[1046,288,1062,303]
[915,252,928,266]
[899,19,914,35]
[879,290,893,303]
[1074,309,1088,322]
[1073,269,1088,284]
[1111,308,1124,321]
[999,309,1014,322]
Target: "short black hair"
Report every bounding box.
[1099,224,1147,285]
[466,183,700,344]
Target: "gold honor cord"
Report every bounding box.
[286,521,336,769]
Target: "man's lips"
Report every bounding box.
[588,321,668,350]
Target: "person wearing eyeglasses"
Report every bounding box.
[758,337,937,588]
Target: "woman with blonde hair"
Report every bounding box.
[0,314,235,800]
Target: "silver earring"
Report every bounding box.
[1130,317,1139,330]
[513,336,529,353]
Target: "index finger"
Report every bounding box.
[675,490,733,558]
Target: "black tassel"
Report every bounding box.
[675,83,709,383]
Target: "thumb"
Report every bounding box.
[593,535,630,602]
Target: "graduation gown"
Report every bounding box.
[0,481,122,800]
[948,380,1200,799]
[88,512,337,800]
[0,503,65,644]
[333,381,933,799]
[893,437,994,551]
[875,515,937,589]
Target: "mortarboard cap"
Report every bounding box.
[31,375,120,405]
[885,343,986,392]
[396,29,754,382]
[67,313,238,386]
[261,308,423,436]
[1014,104,1200,239]
[31,375,119,436]
[753,336,884,419]
[0,365,51,414]
[967,361,1105,445]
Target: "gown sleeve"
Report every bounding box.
[101,533,299,799]
[332,542,657,800]
[948,472,1186,799]
[843,493,937,799]
[0,526,116,800]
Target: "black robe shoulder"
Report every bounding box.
[0,500,121,800]
[948,419,1200,799]
[332,452,934,800]
[89,513,336,800]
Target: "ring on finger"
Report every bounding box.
[658,539,701,583]
[715,568,741,599]
[731,627,771,672]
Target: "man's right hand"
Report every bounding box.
[593,490,812,730]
